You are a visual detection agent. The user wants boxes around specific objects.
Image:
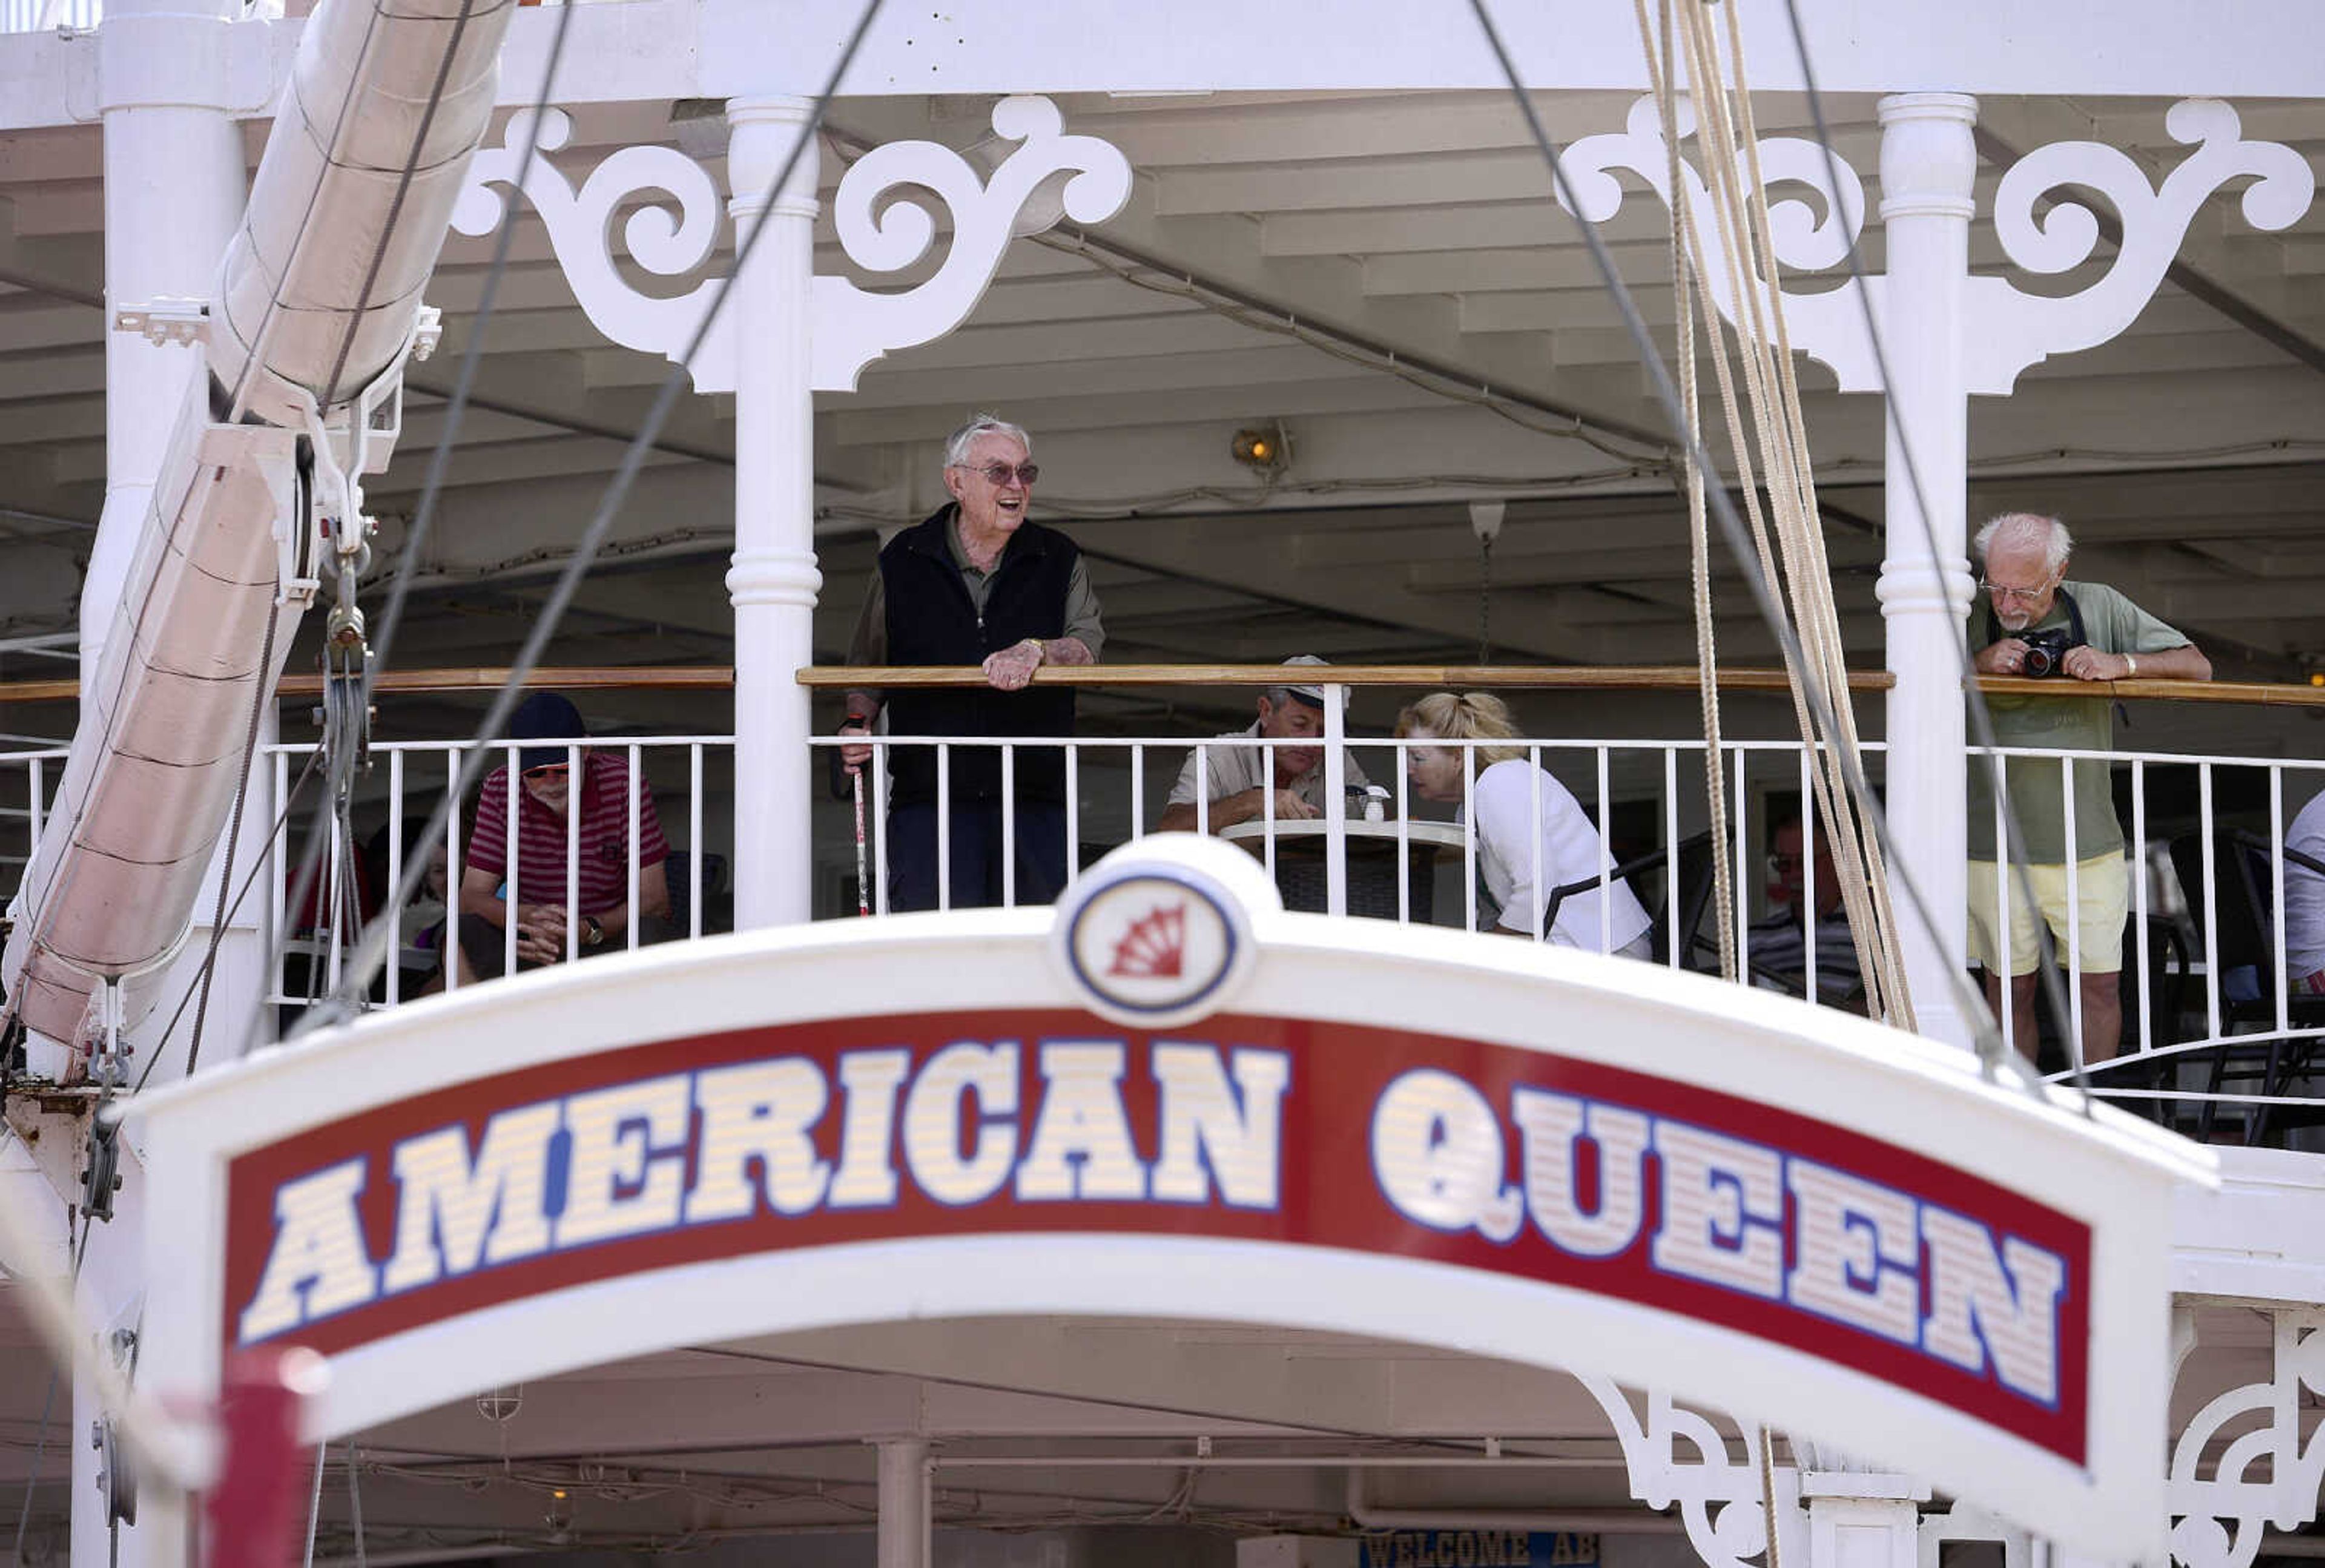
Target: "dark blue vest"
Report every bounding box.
[879,506,1079,806]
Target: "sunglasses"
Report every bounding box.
[522,762,571,783]
[958,461,1040,487]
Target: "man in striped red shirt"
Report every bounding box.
[457,692,671,980]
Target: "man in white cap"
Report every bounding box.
[1158,655,1373,834]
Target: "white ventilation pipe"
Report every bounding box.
[4,0,518,1073]
[213,0,512,424]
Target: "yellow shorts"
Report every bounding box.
[1966,854,2129,977]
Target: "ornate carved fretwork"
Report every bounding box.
[450,96,1130,396]
[1560,94,1867,369]
[805,95,1131,392]
[450,107,728,389]
[1560,95,2314,396]
[2169,1308,2325,1568]
[1581,1377,1807,1568]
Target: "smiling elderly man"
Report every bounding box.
[1967,510,2211,1062]
[840,413,1103,911]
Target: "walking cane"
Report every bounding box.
[852,768,871,917]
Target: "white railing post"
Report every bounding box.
[1322,683,1347,917]
[724,96,822,930]
[1871,92,1980,1050]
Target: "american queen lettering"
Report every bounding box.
[223,1010,2089,1464]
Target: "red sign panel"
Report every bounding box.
[224,1011,2089,1463]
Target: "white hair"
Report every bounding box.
[1974,511,2073,575]
[944,412,1032,470]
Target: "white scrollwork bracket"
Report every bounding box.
[1559,95,1872,388]
[450,107,730,392]
[449,96,1130,398]
[1970,99,2315,392]
[2168,1308,2325,1568]
[1581,1377,1807,1568]
[808,95,1132,392]
[1557,95,2313,398]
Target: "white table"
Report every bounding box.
[1218,818,1469,918]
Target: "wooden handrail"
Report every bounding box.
[815,665,2325,706]
[801,664,1895,692]
[0,667,739,705]
[1971,676,2325,705]
[3,663,2323,705]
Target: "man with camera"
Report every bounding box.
[1967,510,2211,1062]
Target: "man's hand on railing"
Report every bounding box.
[2059,647,2134,682]
[982,637,1046,692]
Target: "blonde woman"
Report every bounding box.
[1394,692,1652,956]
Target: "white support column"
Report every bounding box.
[78,4,247,1563]
[86,0,248,687]
[1803,1472,1927,1568]
[1870,93,1979,1051]
[724,97,823,930]
[876,1438,931,1568]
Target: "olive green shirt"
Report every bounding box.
[1965,579,2192,863]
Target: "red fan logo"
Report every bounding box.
[1105,901,1186,979]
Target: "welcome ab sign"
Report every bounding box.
[130,838,2208,1560]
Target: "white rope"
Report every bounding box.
[1632,0,1916,1027]
[1648,0,1735,978]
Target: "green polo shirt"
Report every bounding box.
[1965,579,2192,863]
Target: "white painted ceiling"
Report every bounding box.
[0,85,2321,746]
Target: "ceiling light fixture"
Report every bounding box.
[1231,421,1293,477]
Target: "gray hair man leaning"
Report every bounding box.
[1967,509,2211,1061]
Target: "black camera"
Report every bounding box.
[2019,626,2079,679]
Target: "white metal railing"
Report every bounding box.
[254,736,730,1013]
[5,728,2323,1139]
[1965,743,2325,1138]
[810,731,2325,1136]
[816,732,1830,964]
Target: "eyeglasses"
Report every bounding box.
[1980,576,2053,604]
[522,762,570,783]
[1766,852,1804,877]
[957,461,1040,487]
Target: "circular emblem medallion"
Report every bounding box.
[1050,844,1262,1029]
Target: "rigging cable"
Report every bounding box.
[1640,0,1913,1025]
[299,0,894,1026]
[1657,0,1736,981]
[1771,0,2095,1097]
[1463,0,2017,1075]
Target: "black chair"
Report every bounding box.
[2155,830,2325,1141]
[661,850,731,938]
[1544,829,1724,970]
